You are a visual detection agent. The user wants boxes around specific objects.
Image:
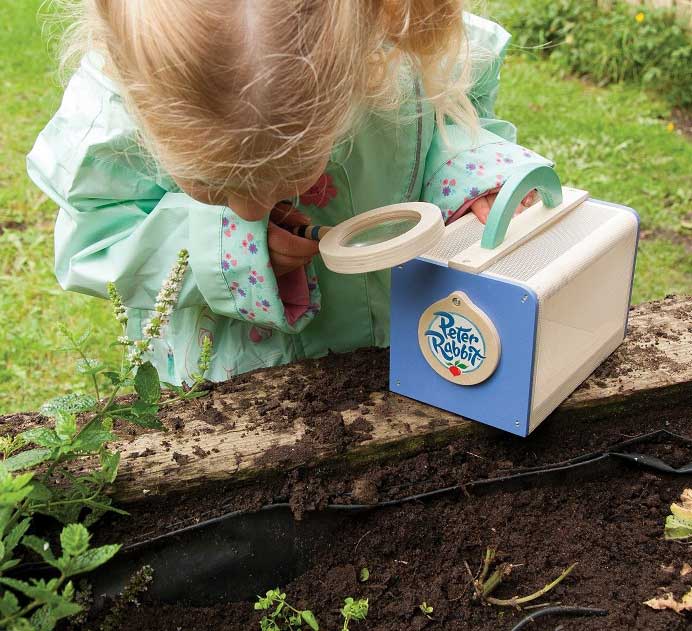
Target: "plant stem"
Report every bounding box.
[486,563,578,608]
[482,563,513,598]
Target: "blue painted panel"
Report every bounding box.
[390,260,538,436]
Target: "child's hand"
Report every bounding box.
[470,189,538,225]
[268,204,320,277]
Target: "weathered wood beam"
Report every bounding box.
[1,297,689,503]
[104,296,691,502]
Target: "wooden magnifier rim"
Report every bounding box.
[319,202,444,274]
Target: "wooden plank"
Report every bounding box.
[99,296,691,503]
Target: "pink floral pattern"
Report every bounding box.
[422,140,553,221]
[219,208,321,331]
[299,173,338,208]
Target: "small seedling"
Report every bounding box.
[340,598,368,631]
[359,567,369,583]
[255,589,319,630]
[664,488,692,540]
[419,602,434,619]
[467,547,577,608]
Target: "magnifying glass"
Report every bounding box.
[289,202,445,274]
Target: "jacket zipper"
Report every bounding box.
[405,79,424,201]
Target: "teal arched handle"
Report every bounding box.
[480,164,563,250]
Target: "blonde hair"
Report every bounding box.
[54,0,478,202]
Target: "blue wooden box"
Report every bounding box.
[389,197,639,437]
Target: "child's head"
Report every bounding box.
[62,0,476,211]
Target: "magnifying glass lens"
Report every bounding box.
[343,217,420,248]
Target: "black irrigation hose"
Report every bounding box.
[325,429,692,512]
[510,606,609,631]
[118,428,692,545]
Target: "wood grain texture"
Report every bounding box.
[99,296,690,502]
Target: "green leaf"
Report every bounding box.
[20,428,62,450]
[39,394,97,418]
[102,371,122,386]
[0,469,34,507]
[301,610,319,630]
[60,544,120,577]
[10,616,35,631]
[0,578,59,604]
[98,450,120,484]
[4,449,51,472]
[4,517,31,557]
[35,502,82,526]
[161,381,185,395]
[28,481,53,504]
[0,590,19,617]
[0,559,20,572]
[123,410,165,431]
[76,358,104,375]
[134,362,161,404]
[55,412,77,442]
[22,535,57,566]
[359,567,370,582]
[60,524,90,557]
[72,419,115,453]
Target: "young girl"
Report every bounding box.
[28,1,550,384]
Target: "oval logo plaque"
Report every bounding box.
[418,292,500,385]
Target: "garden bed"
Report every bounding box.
[77,459,691,630]
[3,296,691,630]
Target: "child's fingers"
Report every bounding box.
[270,252,313,277]
[471,188,537,225]
[521,190,538,207]
[268,221,320,257]
[470,196,491,224]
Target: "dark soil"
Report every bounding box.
[2,297,687,630]
[75,465,692,631]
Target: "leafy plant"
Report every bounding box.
[0,249,212,630]
[505,0,692,108]
[419,601,434,618]
[254,589,319,631]
[358,568,369,583]
[0,522,118,629]
[340,598,368,631]
[664,488,692,540]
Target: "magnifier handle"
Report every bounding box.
[290,224,333,241]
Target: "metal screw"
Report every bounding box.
[395,379,401,387]
[521,294,529,303]
[452,297,461,307]
[515,420,520,427]
[397,265,404,270]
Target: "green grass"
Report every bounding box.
[0,0,121,413]
[1,0,690,413]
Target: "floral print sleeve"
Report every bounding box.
[421,126,553,223]
[215,208,320,330]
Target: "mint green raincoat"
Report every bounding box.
[27,15,550,385]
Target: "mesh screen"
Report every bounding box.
[484,204,616,281]
[423,218,485,262]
